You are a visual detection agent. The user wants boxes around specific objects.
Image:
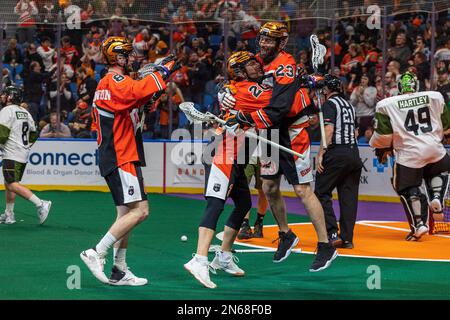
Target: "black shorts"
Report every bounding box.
[2,159,27,184]
[104,162,147,206]
[393,154,450,193]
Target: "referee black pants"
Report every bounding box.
[314,145,363,242]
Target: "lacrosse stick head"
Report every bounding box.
[310,35,327,72]
[179,102,216,124]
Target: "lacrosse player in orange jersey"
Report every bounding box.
[80,36,180,286]
[221,22,338,272]
[184,51,275,289]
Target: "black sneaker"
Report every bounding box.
[309,242,338,272]
[237,222,253,240]
[273,229,299,263]
[328,232,342,248]
[340,241,354,249]
[252,221,264,238]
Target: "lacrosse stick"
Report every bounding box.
[310,34,328,150]
[179,102,304,159]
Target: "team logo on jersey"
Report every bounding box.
[128,186,135,196]
[15,112,28,120]
[112,74,125,82]
[213,183,221,192]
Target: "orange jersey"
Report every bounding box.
[92,71,166,176]
[251,51,300,128]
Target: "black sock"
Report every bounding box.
[242,218,250,226]
[255,213,264,224]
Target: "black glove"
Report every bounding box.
[224,110,253,128]
[157,54,181,80]
[375,147,393,164]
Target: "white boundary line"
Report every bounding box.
[215,221,450,262]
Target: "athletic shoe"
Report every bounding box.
[210,251,245,276]
[237,222,252,240]
[430,198,444,221]
[430,197,442,214]
[414,221,428,239]
[339,241,354,249]
[37,200,52,225]
[0,212,16,224]
[109,266,148,286]
[309,242,338,272]
[252,220,264,238]
[328,232,342,247]
[184,255,216,289]
[80,248,109,284]
[273,229,299,263]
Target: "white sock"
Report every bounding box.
[5,203,14,213]
[95,232,117,257]
[195,254,208,263]
[114,248,127,271]
[28,194,42,207]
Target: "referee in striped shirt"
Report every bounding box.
[314,74,363,249]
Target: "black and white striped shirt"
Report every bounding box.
[322,94,357,145]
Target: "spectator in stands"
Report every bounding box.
[125,14,143,39]
[389,32,411,72]
[132,28,151,63]
[37,37,55,73]
[23,43,44,77]
[76,67,97,107]
[48,72,74,114]
[412,36,431,60]
[155,84,183,139]
[350,73,377,137]
[187,52,210,108]
[68,101,92,138]
[437,68,450,107]
[14,0,38,44]
[358,126,374,144]
[23,61,47,121]
[3,38,24,83]
[61,36,79,68]
[1,69,12,93]
[295,7,315,52]
[387,60,401,81]
[40,112,72,138]
[412,52,430,90]
[434,37,450,63]
[307,114,321,143]
[340,44,364,76]
[384,72,399,97]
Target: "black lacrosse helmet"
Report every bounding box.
[323,74,342,93]
[3,85,23,104]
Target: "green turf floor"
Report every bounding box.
[0,191,449,300]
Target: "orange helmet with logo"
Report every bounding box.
[227,51,257,80]
[101,37,133,65]
[259,22,288,40]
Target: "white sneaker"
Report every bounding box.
[210,251,245,276]
[430,198,442,214]
[414,221,429,239]
[0,212,16,224]
[80,248,109,284]
[184,255,217,289]
[109,266,148,286]
[37,200,52,225]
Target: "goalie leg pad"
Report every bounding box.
[425,173,449,213]
[399,187,426,233]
